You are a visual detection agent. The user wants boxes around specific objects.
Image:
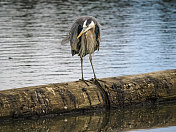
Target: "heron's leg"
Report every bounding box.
[80,57,90,86]
[89,54,97,79]
[80,57,84,80]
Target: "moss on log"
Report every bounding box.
[0,69,176,119]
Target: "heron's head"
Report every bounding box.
[77,19,95,39]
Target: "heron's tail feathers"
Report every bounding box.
[61,35,70,45]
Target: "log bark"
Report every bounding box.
[0,69,176,119]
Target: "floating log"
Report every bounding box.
[0,69,176,119]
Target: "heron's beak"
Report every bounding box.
[77,27,90,39]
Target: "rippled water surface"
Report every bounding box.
[0,0,176,90]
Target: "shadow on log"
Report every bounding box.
[0,69,176,119]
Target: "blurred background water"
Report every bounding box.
[0,0,176,131]
[0,0,176,90]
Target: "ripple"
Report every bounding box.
[0,0,176,90]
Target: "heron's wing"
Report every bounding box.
[70,23,80,53]
[69,17,86,55]
[61,35,70,45]
[95,23,100,51]
[61,17,85,46]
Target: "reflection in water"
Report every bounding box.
[0,104,176,132]
[0,0,176,90]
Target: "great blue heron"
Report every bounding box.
[61,16,100,81]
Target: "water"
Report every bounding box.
[0,0,176,90]
[0,0,176,131]
[0,104,176,132]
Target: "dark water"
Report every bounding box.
[0,104,176,132]
[0,0,176,131]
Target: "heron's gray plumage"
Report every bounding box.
[62,16,100,56]
[61,16,101,80]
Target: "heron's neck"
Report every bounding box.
[89,26,95,33]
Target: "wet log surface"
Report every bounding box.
[0,69,176,119]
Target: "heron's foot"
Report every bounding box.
[90,78,104,89]
[79,79,90,86]
[90,78,106,83]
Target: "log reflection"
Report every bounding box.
[0,104,176,131]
